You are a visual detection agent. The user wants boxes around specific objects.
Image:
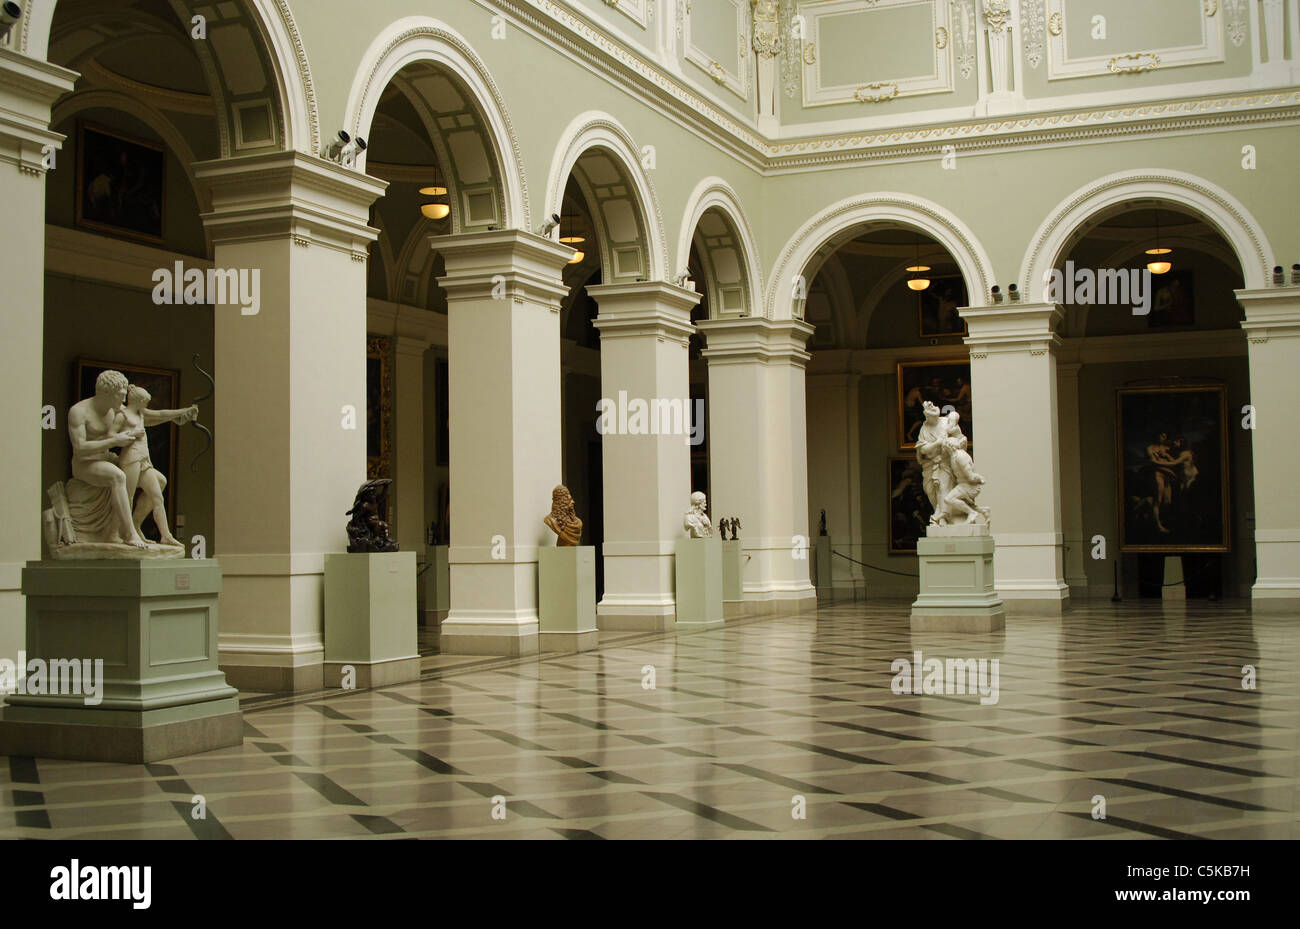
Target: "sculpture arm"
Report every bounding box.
[68,414,139,457]
[142,404,198,426]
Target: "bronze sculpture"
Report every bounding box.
[544,485,583,546]
[346,479,399,553]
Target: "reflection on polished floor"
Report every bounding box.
[2,601,1296,839]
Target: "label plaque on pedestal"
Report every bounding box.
[910,526,1006,632]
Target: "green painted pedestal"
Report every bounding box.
[0,559,241,763]
[676,538,723,629]
[910,527,1006,632]
[722,540,746,619]
[323,552,420,688]
[538,546,598,652]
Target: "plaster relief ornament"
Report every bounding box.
[42,370,198,559]
[752,0,782,57]
[345,479,399,553]
[684,491,713,538]
[544,485,583,546]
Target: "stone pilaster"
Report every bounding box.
[589,281,700,632]
[699,317,816,612]
[1056,362,1089,596]
[435,230,573,655]
[963,302,1069,611]
[0,49,77,660]
[1236,288,1300,612]
[194,152,387,691]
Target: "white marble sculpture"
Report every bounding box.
[683,491,713,538]
[914,403,990,529]
[43,370,198,559]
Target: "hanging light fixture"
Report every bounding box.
[420,164,450,220]
[560,212,585,264]
[906,241,932,291]
[1145,208,1173,275]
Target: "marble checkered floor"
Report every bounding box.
[2,600,1297,839]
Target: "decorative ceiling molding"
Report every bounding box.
[683,0,750,99]
[1046,0,1224,80]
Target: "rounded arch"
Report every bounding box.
[1020,169,1273,300]
[22,0,314,154]
[544,111,667,284]
[344,16,527,232]
[676,178,762,319]
[766,193,994,320]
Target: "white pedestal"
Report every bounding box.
[538,546,598,652]
[675,538,723,629]
[722,540,746,618]
[910,526,1006,632]
[1162,555,1186,600]
[323,552,420,688]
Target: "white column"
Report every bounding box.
[805,372,863,598]
[1057,362,1089,596]
[976,0,1025,115]
[393,334,431,556]
[963,303,1069,611]
[589,281,700,632]
[195,153,386,692]
[435,230,572,655]
[0,50,76,660]
[1237,288,1300,611]
[699,318,817,612]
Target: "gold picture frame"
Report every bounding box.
[1116,384,1229,553]
[897,360,973,449]
[366,336,393,480]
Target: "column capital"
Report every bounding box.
[962,302,1062,358]
[194,151,387,257]
[589,280,701,344]
[0,48,78,177]
[1236,287,1300,343]
[698,317,815,367]
[435,229,573,307]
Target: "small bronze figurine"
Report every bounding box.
[544,485,583,546]
[345,479,399,553]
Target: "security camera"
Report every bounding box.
[340,135,367,168]
[990,285,1003,304]
[674,270,693,287]
[1292,264,1300,285]
[0,1,22,42]
[323,129,351,163]
[539,213,561,237]
[1008,283,1020,302]
[1273,266,1285,286]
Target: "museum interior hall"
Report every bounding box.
[0,0,1297,843]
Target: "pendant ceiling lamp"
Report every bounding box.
[906,241,932,291]
[419,165,450,221]
[1145,208,1173,275]
[561,213,585,264]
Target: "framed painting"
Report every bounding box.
[367,336,393,479]
[897,360,973,449]
[917,274,968,338]
[75,121,166,245]
[74,359,180,541]
[888,456,932,554]
[1147,269,1195,328]
[1117,384,1229,552]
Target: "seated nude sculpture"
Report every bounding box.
[45,369,196,557]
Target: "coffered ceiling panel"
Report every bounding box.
[1046,0,1225,78]
[799,0,953,107]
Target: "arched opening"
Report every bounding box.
[799,224,976,602]
[1047,199,1253,602]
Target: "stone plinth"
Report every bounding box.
[323,552,420,689]
[538,546,598,652]
[422,544,450,625]
[0,559,241,763]
[910,526,1006,632]
[675,538,723,629]
[722,540,746,618]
